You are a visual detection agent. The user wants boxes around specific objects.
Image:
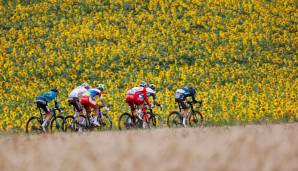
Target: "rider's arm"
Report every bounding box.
[100,98,106,107]
[154,100,161,106]
[98,94,107,108]
[151,93,161,106]
[143,89,150,107]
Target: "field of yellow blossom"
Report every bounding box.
[0,0,297,132]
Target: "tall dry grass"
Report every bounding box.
[0,124,297,171]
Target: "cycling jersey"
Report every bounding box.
[36,91,58,102]
[126,87,150,106]
[80,88,102,108]
[68,86,88,99]
[82,88,103,100]
[175,87,196,100]
[146,87,156,100]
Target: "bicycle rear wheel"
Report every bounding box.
[150,114,163,128]
[26,116,43,134]
[167,111,183,128]
[118,113,134,130]
[98,114,113,131]
[189,111,204,127]
[50,116,65,133]
[64,115,77,132]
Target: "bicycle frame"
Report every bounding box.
[37,105,62,122]
[177,101,196,113]
[77,107,106,128]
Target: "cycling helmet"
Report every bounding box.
[50,87,58,92]
[140,81,147,87]
[97,84,104,91]
[81,83,90,89]
[149,84,156,90]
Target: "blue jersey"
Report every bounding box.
[83,88,102,100]
[36,91,58,102]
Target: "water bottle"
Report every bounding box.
[98,109,103,119]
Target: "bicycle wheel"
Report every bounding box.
[98,114,113,131]
[64,115,77,132]
[167,111,183,128]
[50,116,65,133]
[76,115,88,131]
[189,111,204,127]
[150,114,163,128]
[118,113,134,130]
[26,116,43,134]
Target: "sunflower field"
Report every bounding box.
[0,0,297,132]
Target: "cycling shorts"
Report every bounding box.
[175,98,188,110]
[126,94,144,105]
[80,96,97,108]
[36,100,50,113]
[68,97,83,112]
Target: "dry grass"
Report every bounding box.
[0,124,298,171]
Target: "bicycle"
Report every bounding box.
[118,105,163,130]
[64,106,113,132]
[167,100,204,128]
[26,101,65,134]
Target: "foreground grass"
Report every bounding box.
[0,123,297,171]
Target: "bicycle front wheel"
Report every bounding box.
[150,114,163,128]
[26,116,43,134]
[98,114,113,131]
[118,113,134,130]
[64,115,77,132]
[189,111,204,127]
[50,116,65,133]
[167,111,183,128]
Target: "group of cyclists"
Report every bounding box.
[35,81,200,131]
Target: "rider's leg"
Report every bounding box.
[137,104,144,120]
[126,94,137,123]
[182,109,189,127]
[92,104,100,126]
[38,101,51,131]
[74,98,83,118]
[131,106,137,123]
[42,111,51,129]
[181,101,189,127]
[141,105,150,128]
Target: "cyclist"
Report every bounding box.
[68,83,90,117]
[36,87,59,132]
[125,81,151,128]
[80,84,109,126]
[175,85,200,127]
[147,84,161,108]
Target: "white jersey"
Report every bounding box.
[146,87,156,99]
[175,89,186,99]
[68,86,88,98]
[127,87,144,95]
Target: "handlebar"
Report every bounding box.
[187,100,203,106]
